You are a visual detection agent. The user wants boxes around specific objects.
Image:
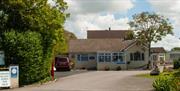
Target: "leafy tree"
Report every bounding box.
[171,47,180,51]
[125,31,135,40]
[129,12,173,68]
[0,0,69,84]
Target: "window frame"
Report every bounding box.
[77,54,89,61]
[130,52,145,61]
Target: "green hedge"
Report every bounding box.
[2,31,51,85]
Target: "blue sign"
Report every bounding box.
[10,66,18,78]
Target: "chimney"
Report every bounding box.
[109,27,111,31]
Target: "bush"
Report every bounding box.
[153,76,172,91]
[116,66,122,71]
[104,66,110,71]
[2,31,51,85]
[153,74,180,91]
[173,58,180,69]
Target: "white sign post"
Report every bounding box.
[0,71,10,87]
[10,66,19,88]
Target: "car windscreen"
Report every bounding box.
[56,58,68,62]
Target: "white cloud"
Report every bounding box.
[65,14,130,38]
[152,35,180,51]
[64,0,134,38]
[65,0,134,14]
[148,0,180,36]
[148,0,180,50]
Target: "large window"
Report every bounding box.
[130,52,144,61]
[112,53,123,62]
[81,54,88,61]
[77,54,88,61]
[98,52,124,62]
[105,53,111,62]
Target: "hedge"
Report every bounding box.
[2,31,51,85]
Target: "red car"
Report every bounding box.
[55,57,71,71]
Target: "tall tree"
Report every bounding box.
[0,0,69,57]
[129,12,173,68]
[0,0,69,84]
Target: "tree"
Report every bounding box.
[171,47,180,51]
[129,12,173,68]
[125,30,135,40]
[0,0,69,84]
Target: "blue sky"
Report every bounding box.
[114,0,154,19]
[64,0,180,50]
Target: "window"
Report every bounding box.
[105,53,111,62]
[77,54,81,61]
[142,53,144,60]
[112,53,118,62]
[118,53,123,62]
[81,54,88,61]
[134,52,141,60]
[77,54,88,61]
[130,53,133,60]
[98,53,104,62]
[130,52,145,61]
[112,53,124,62]
[98,52,124,62]
[89,56,95,60]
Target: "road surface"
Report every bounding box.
[7,71,154,91]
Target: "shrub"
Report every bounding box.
[2,31,51,85]
[104,66,110,71]
[153,76,171,91]
[153,75,178,91]
[116,66,122,71]
[173,59,180,69]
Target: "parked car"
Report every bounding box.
[55,57,71,71]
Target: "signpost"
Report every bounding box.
[10,66,19,88]
[0,71,10,87]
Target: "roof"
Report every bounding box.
[87,30,131,39]
[69,39,135,53]
[151,47,166,53]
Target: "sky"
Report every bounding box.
[64,0,180,50]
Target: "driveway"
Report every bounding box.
[7,71,154,91]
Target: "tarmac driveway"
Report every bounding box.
[8,71,154,91]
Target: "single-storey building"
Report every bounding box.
[150,47,166,65]
[68,30,150,70]
[167,51,180,62]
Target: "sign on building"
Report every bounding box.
[0,71,10,87]
[0,51,5,66]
